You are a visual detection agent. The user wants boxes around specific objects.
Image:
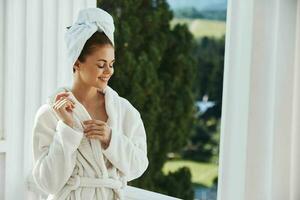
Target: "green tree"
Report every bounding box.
[183,117,220,162]
[182,36,225,163]
[156,167,195,200]
[195,36,225,118]
[98,0,198,198]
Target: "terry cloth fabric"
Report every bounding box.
[65,8,115,68]
[31,86,149,199]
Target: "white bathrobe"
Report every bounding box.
[32,86,149,200]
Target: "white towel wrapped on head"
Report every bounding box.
[65,8,115,68]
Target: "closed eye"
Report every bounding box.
[98,65,114,68]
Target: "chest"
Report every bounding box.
[85,102,108,122]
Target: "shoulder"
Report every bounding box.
[34,104,58,126]
[35,86,71,122]
[107,86,141,118]
[118,97,141,118]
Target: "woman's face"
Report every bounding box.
[76,44,115,90]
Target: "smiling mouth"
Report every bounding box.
[98,77,109,82]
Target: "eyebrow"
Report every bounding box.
[97,59,115,63]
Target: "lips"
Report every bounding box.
[98,77,110,82]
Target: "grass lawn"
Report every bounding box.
[171,18,226,39]
[162,159,218,187]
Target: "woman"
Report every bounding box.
[32,8,148,200]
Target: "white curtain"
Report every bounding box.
[0,0,96,199]
[218,0,300,200]
[0,1,183,199]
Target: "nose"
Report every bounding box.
[103,64,112,74]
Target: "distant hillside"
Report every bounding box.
[167,0,227,21]
[167,0,227,11]
[171,18,226,39]
[174,7,226,21]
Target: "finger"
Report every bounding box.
[57,100,73,111]
[54,98,68,109]
[84,125,106,134]
[55,92,69,102]
[55,98,75,110]
[65,101,75,111]
[63,101,74,111]
[86,134,105,140]
[84,123,104,129]
[56,100,69,111]
[85,130,104,136]
[56,93,69,102]
[83,119,106,125]
[59,96,76,105]
[84,129,104,134]
[84,126,104,133]
[55,93,76,107]
[80,121,86,129]
[83,120,96,125]
[54,99,68,110]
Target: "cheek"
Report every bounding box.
[88,71,97,79]
[83,69,98,81]
[98,68,114,75]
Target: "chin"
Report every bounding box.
[95,83,107,90]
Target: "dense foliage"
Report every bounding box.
[183,36,225,163]
[98,0,198,198]
[98,0,225,198]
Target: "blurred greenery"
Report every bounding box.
[97,0,225,199]
[182,36,224,165]
[183,118,221,163]
[195,36,225,106]
[156,167,195,200]
[163,160,218,187]
[98,0,197,199]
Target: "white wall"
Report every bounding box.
[218,0,299,200]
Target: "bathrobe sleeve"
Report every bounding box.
[32,104,83,194]
[102,100,149,181]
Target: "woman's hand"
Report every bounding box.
[52,92,75,128]
[83,119,112,149]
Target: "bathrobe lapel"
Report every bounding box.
[65,86,119,179]
[66,93,102,177]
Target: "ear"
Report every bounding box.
[74,59,80,71]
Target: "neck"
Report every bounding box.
[71,82,104,106]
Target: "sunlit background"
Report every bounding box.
[0,0,227,199]
[2,0,300,199]
[166,1,226,199]
[98,0,227,199]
